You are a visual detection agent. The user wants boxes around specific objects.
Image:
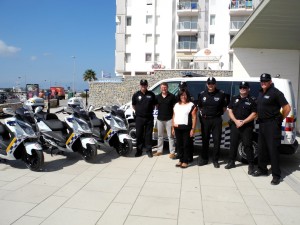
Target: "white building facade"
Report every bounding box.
[115,0,260,76]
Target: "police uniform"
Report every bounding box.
[254,74,289,182]
[132,80,157,157]
[227,82,257,170]
[197,77,227,167]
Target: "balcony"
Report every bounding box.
[177,41,198,52]
[229,20,246,34]
[177,21,198,35]
[229,0,253,16]
[177,1,199,16]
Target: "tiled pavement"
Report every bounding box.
[0,107,300,225]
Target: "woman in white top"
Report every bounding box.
[172,89,197,168]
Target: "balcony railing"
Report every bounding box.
[177,21,198,30]
[177,1,198,10]
[230,20,246,30]
[177,41,197,50]
[230,0,253,9]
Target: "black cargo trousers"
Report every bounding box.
[135,116,154,153]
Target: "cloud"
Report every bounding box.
[43,52,52,56]
[30,56,37,61]
[0,40,21,56]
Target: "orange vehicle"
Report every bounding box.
[50,87,65,100]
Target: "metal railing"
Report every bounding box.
[230,20,246,30]
[177,41,197,50]
[230,0,253,9]
[177,1,198,10]
[177,21,198,30]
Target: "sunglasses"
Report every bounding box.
[207,82,215,85]
[239,86,248,89]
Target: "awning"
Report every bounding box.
[193,48,222,62]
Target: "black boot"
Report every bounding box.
[225,161,236,169]
[248,164,255,175]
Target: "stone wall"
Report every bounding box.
[89,70,232,108]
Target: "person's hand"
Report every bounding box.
[190,129,195,137]
[235,120,244,128]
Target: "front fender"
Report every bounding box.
[80,137,96,148]
[24,142,43,155]
[118,133,132,143]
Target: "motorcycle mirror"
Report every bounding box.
[35,106,43,113]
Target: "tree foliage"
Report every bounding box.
[83,69,98,81]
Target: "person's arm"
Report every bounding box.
[190,106,198,137]
[171,111,176,136]
[240,112,257,127]
[281,104,291,119]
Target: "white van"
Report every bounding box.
[124,76,298,161]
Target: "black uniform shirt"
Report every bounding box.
[156,92,176,121]
[228,95,257,125]
[197,89,227,117]
[132,90,157,118]
[257,84,288,120]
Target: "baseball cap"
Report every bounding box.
[207,77,216,84]
[140,79,148,85]
[239,81,250,89]
[260,73,272,82]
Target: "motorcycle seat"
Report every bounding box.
[44,119,65,131]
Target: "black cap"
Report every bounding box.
[239,81,250,88]
[207,77,216,84]
[260,73,272,82]
[140,79,148,85]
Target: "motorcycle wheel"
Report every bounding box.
[128,122,136,146]
[24,150,44,171]
[117,139,133,157]
[82,144,97,162]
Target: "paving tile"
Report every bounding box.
[250,176,293,191]
[12,216,45,225]
[0,169,29,182]
[252,214,281,225]
[124,215,176,225]
[259,189,300,207]
[130,195,179,219]
[3,184,58,204]
[27,196,67,218]
[147,171,182,184]
[83,177,126,193]
[235,180,260,196]
[96,166,134,180]
[0,180,9,187]
[113,186,141,204]
[243,195,274,215]
[181,178,201,192]
[201,186,244,203]
[96,203,131,225]
[124,174,148,188]
[178,208,204,225]
[0,199,36,225]
[271,205,300,225]
[63,190,115,211]
[180,191,202,210]
[31,173,76,187]
[40,207,102,225]
[1,175,37,190]
[73,169,100,182]
[140,181,181,198]
[203,200,255,225]
[229,170,251,182]
[200,173,236,187]
[53,180,86,198]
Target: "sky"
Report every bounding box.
[0,0,116,91]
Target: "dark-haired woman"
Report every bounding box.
[172,89,197,168]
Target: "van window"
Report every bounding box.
[232,82,260,98]
[186,81,206,101]
[151,82,180,95]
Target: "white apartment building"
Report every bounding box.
[115,0,259,76]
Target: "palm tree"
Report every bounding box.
[83,69,98,82]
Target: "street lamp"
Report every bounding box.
[72,56,76,93]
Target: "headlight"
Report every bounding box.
[111,115,126,130]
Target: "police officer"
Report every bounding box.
[225,82,257,174]
[197,77,227,168]
[132,79,157,158]
[253,73,291,185]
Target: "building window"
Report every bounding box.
[155,53,160,62]
[146,0,152,5]
[125,34,131,45]
[145,34,152,43]
[126,0,132,7]
[155,34,160,45]
[146,15,152,24]
[125,53,131,63]
[126,16,132,26]
[210,34,215,44]
[210,15,215,25]
[145,53,152,62]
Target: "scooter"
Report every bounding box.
[66,97,133,156]
[0,106,44,171]
[32,106,97,162]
